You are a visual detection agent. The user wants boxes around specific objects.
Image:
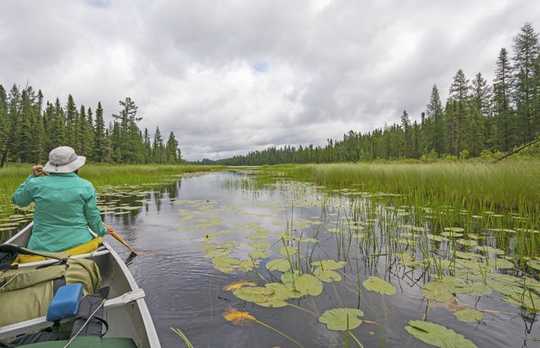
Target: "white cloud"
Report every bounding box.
[0,0,539,160]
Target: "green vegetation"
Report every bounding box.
[0,164,220,216]
[170,171,540,346]
[258,161,540,223]
[0,87,182,165]
[220,23,540,165]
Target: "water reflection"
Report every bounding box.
[6,171,537,348]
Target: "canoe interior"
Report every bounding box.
[1,225,160,348]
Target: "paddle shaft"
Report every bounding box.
[107,227,138,256]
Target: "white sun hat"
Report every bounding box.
[43,146,86,173]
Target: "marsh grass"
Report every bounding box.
[0,163,221,215]
[260,161,540,225]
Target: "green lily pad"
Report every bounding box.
[454,308,484,322]
[232,283,293,308]
[314,269,342,283]
[527,260,540,271]
[494,258,514,270]
[233,286,274,303]
[422,280,454,303]
[503,290,540,313]
[311,259,347,271]
[281,271,301,287]
[456,239,478,247]
[405,320,477,348]
[319,308,364,331]
[476,246,505,256]
[427,234,448,242]
[266,259,291,272]
[295,274,323,296]
[363,276,396,296]
[455,251,481,260]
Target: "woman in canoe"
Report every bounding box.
[11,146,112,253]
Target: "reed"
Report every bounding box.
[0,163,221,215]
[261,160,540,224]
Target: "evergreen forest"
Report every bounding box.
[220,23,540,165]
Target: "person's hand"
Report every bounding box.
[32,165,47,176]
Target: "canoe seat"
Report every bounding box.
[18,336,137,348]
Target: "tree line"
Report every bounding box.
[0,88,182,166]
[219,23,540,165]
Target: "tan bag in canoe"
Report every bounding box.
[0,258,101,326]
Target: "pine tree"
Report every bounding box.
[400,110,412,157]
[85,107,95,159]
[426,85,446,155]
[143,128,152,163]
[152,127,164,163]
[52,98,65,149]
[77,105,87,154]
[112,97,142,163]
[512,23,539,143]
[16,88,35,163]
[0,85,7,161]
[493,48,515,151]
[449,70,470,155]
[93,102,106,161]
[65,95,78,149]
[165,131,179,163]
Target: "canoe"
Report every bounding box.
[0,223,161,348]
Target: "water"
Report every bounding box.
[107,172,539,348]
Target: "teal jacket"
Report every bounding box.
[12,173,107,252]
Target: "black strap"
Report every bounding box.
[52,278,66,294]
[69,288,110,338]
[71,316,109,337]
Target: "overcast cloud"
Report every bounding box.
[1,0,539,160]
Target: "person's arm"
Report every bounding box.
[11,176,35,207]
[83,186,107,236]
[12,165,47,207]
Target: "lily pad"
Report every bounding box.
[456,239,478,247]
[319,308,364,331]
[427,234,448,242]
[405,320,477,348]
[314,269,342,283]
[363,276,396,296]
[311,259,347,271]
[266,259,291,272]
[527,260,540,271]
[422,280,454,303]
[295,274,323,296]
[454,308,484,322]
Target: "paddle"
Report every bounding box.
[106,226,139,257]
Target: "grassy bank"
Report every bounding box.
[0,164,221,215]
[260,160,540,222]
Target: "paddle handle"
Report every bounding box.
[107,226,138,256]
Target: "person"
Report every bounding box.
[11,146,112,252]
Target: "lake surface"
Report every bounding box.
[105,171,539,348]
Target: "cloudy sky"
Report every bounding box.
[1,1,539,160]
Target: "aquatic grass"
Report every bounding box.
[0,163,220,216]
[170,327,194,348]
[260,161,540,225]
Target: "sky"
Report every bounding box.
[1,1,539,160]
